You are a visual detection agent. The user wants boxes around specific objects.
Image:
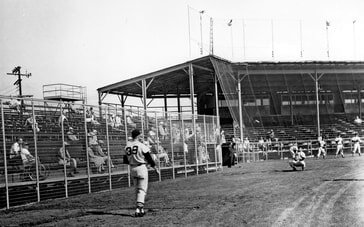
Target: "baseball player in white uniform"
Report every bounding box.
[289,143,298,158]
[124,129,159,217]
[289,147,306,171]
[335,134,344,158]
[351,132,361,156]
[317,136,326,159]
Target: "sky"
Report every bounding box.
[1,0,364,105]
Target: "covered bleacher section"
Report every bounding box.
[98,55,364,141]
[98,55,364,160]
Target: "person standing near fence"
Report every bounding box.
[123,129,159,217]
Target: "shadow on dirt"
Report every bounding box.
[323,178,364,182]
[273,169,306,172]
[86,209,134,217]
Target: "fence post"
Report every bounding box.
[203,115,208,173]
[181,115,187,178]
[1,99,10,209]
[213,117,218,170]
[193,114,198,176]
[31,100,40,202]
[155,113,161,182]
[60,102,69,197]
[168,115,175,179]
[83,103,91,194]
[105,106,112,190]
[123,107,131,187]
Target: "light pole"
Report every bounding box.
[228,19,233,60]
[199,10,205,55]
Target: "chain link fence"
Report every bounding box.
[0,96,221,209]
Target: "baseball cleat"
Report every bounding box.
[135,207,145,217]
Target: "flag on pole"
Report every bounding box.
[228,19,233,26]
[326,21,330,27]
[353,20,356,24]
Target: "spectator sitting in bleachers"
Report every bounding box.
[68,102,78,116]
[58,110,68,127]
[198,142,209,164]
[171,123,181,144]
[6,98,21,113]
[9,138,24,167]
[354,116,362,125]
[183,127,195,153]
[97,140,114,167]
[24,114,40,132]
[67,127,79,142]
[152,145,170,166]
[88,130,114,168]
[268,129,275,140]
[158,121,168,141]
[10,137,23,159]
[87,146,112,173]
[146,127,170,165]
[58,142,78,177]
[147,127,158,145]
[126,115,136,129]
[86,107,100,126]
[114,114,122,128]
[20,142,35,165]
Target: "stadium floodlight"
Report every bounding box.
[199,10,205,55]
[227,19,233,59]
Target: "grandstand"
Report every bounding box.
[97,55,364,143]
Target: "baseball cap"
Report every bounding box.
[132,129,141,139]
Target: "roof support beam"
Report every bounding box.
[214,73,220,129]
[238,68,364,76]
[189,63,198,172]
[193,64,214,72]
[142,79,147,131]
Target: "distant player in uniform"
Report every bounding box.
[289,143,298,158]
[317,136,326,159]
[335,134,344,158]
[123,129,159,217]
[351,132,361,156]
[289,147,306,171]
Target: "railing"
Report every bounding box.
[0,96,221,209]
[43,84,86,102]
[234,138,358,162]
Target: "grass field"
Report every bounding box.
[1,155,364,226]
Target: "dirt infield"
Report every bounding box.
[1,156,364,226]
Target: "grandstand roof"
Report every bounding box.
[97,55,226,99]
[97,55,364,99]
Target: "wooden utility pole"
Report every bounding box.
[6,66,32,114]
[6,66,32,98]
